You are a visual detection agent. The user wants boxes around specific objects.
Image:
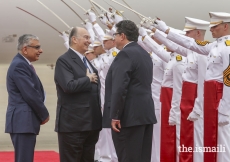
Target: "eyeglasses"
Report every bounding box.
[113,32,121,36]
[27,45,41,50]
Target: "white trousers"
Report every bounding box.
[95,128,118,162]
[217,123,230,162]
[151,109,161,162]
[193,116,204,162]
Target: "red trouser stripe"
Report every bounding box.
[160,87,176,162]
[204,81,223,162]
[179,81,197,162]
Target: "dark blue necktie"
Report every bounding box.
[83,57,91,73]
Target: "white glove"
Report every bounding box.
[140,18,154,30]
[106,12,114,24]
[138,27,147,37]
[154,19,169,32]
[187,111,200,121]
[59,31,69,42]
[88,11,97,23]
[218,112,230,126]
[99,14,110,25]
[110,13,123,24]
[168,109,177,126]
[169,116,177,126]
[83,21,93,30]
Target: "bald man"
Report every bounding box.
[54,27,102,162]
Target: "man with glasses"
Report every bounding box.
[103,20,157,162]
[54,27,102,162]
[5,34,50,162]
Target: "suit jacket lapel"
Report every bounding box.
[17,53,45,101]
[68,49,86,72]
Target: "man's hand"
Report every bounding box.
[168,117,177,126]
[154,19,169,33]
[83,21,93,30]
[87,11,97,23]
[59,31,69,42]
[99,14,109,25]
[140,18,154,30]
[187,111,200,121]
[138,26,148,37]
[86,69,98,83]
[41,116,49,125]
[168,109,177,126]
[218,112,230,127]
[111,120,121,132]
[110,13,123,24]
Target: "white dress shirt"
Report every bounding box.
[20,53,31,65]
[70,47,94,73]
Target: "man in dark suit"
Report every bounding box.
[5,34,50,162]
[54,27,102,162]
[103,20,157,162]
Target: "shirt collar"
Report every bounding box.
[123,41,133,49]
[20,53,31,65]
[70,47,85,61]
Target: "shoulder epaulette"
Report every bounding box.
[195,40,210,46]
[176,55,182,61]
[225,40,230,46]
[112,51,118,57]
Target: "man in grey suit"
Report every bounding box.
[5,34,50,162]
[54,27,102,162]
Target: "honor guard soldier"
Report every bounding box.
[154,12,230,162]
[139,26,186,162]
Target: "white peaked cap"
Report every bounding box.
[92,37,102,47]
[183,17,210,31]
[102,29,114,41]
[85,44,94,54]
[209,12,230,27]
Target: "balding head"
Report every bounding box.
[69,27,91,54]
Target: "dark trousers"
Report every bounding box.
[112,124,153,162]
[58,130,100,162]
[10,133,37,162]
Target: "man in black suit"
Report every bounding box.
[54,27,102,162]
[103,20,157,162]
[5,34,50,162]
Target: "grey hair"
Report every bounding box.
[69,27,78,46]
[17,34,39,51]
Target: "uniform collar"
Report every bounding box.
[216,35,230,43]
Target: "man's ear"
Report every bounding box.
[225,23,230,31]
[197,30,201,36]
[121,33,126,41]
[22,46,27,55]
